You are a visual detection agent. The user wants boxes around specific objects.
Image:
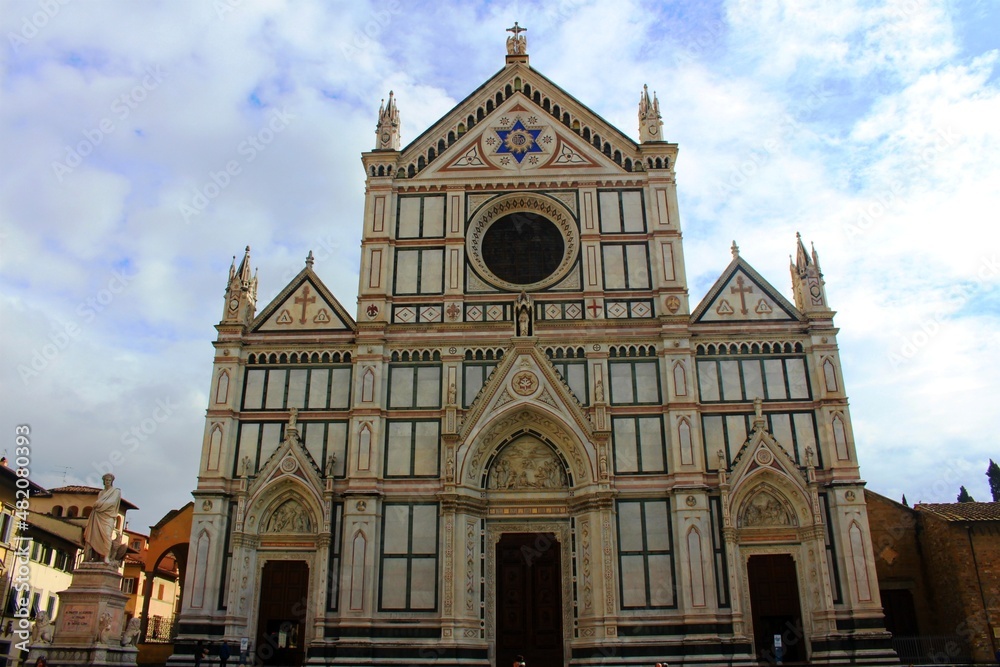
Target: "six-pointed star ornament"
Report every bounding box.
[495,119,543,163]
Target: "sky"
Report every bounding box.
[1,0,998,530]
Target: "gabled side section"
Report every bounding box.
[691,245,804,324]
[251,252,356,333]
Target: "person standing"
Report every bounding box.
[194,640,205,667]
[219,640,231,667]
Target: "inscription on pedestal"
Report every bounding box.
[61,606,96,635]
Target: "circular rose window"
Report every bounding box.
[467,193,578,291]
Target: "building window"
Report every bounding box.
[612,416,666,474]
[550,360,589,406]
[242,366,352,411]
[601,242,651,290]
[67,506,79,518]
[696,356,811,403]
[384,420,440,477]
[388,364,441,409]
[703,411,819,469]
[83,507,93,518]
[598,189,646,233]
[393,248,445,295]
[326,503,344,611]
[0,513,12,543]
[122,577,138,594]
[608,360,660,405]
[51,506,63,518]
[463,362,497,408]
[396,195,445,239]
[379,504,439,611]
[617,499,675,609]
[157,583,165,600]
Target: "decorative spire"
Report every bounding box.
[222,245,257,327]
[505,22,528,64]
[790,233,830,313]
[639,84,663,143]
[305,250,314,269]
[375,90,400,151]
[731,240,740,259]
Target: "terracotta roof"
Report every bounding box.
[36,485,139,511]
[915,502,1000,521]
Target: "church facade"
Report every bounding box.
[174,33,896,666]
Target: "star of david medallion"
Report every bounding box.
[511,370,538,396]
[494,119,542,163]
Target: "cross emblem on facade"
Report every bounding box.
[730,276,753,315]
[295,285,316,324]
[506,22,526,38]
[587,300,602,318]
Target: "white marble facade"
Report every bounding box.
[173,37,896,667]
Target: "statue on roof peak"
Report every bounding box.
[506,22,527,55]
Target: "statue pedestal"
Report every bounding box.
[29,562,138,667]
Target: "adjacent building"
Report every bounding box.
[866,490,999,663]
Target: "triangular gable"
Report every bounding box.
[459,344,596,444]
[253,267,356,333]
[691,256,803,324]
[415,96,621,180]
[246,419,327,508]
[396,61,649,176]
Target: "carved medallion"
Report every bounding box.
[511,370,538,396]
[754,448,774,466]
[280,456,298,473]
[664,295,681,313]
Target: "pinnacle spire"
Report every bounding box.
[790,234,829,313]
[375,90,401,151]
[731,240,740,259]
[639,83,663,143]
[222,245,258,327]
[305,250,314,269]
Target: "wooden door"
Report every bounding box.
[748,554,806,664]
[496,533,563,667]
[256,560,308,666]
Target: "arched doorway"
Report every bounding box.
[495,533,563,667]
[748,554,805,664]
[256,560,308,667]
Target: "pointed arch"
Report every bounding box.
[215,369,230,404]
[358,422,372,471]
[190,528,210,608]
[823,357,838,392]
[848,521,872,602]
[686,526,707,608]
[207,423,223,471]
[349,530,367,611]
[672,360,687,396]
[362,367,375,403]
[677,417,694,466]
[832,412,849,460]
[460,406,594,488]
